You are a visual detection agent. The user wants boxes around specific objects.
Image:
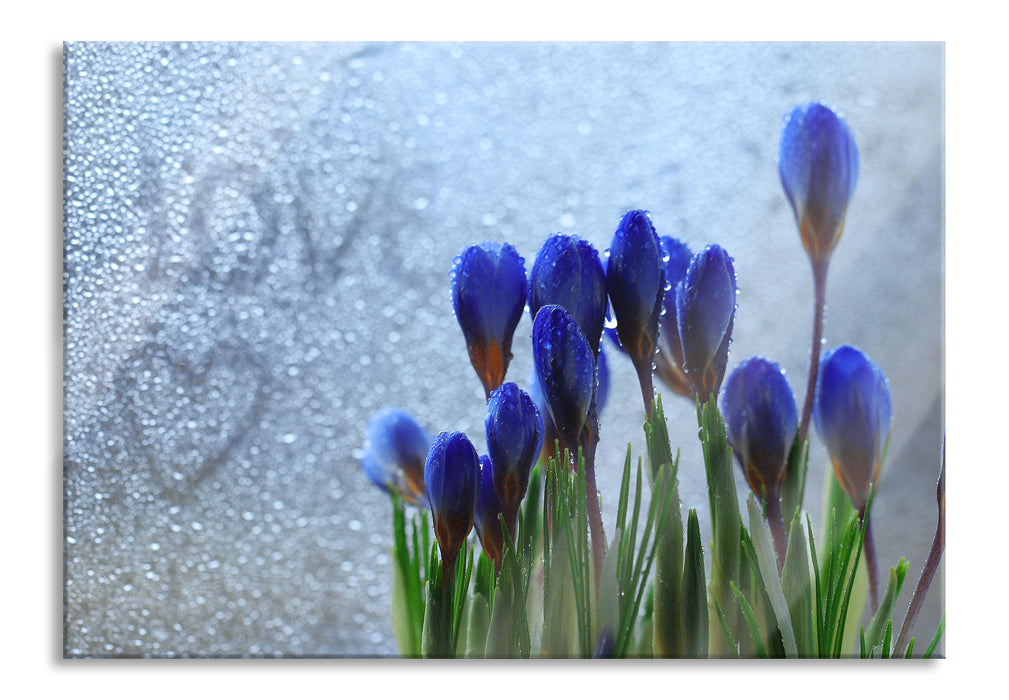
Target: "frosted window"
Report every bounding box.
[63,42,943,657]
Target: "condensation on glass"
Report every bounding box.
[63,42,943,657]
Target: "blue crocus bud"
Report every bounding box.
[596,344,610,418]
[360,408,432,507]
[721,358,798,502]
[486,382,543,535]
[529,234,608,355]
[778,102,859,269]
[813,345,892,514]
[675,244,737,403]
[654,235,694,399]
[451,242,528,399]
[606,211,665,390]
[474,455,505,569]
[532,304,597,455]
[424,431,480,569]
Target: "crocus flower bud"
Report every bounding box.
[721,358,798,502]
[813,345,892,514]
[474,455,505,568]
[527,369,559,463]
[425,431,480,568]
[360,407,432,507]
[778,102,859,269]
[532,304,597,455]
[675,244,737,403]
[529,234,608,355]
[451,242,528,398]
[595,344,610,417]
[606,210,665,371]
[654,235,693,399]
[485,382,543,534]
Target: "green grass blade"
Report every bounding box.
[730,581,767,659]
[745,495,798,657]
[923,615,945,659]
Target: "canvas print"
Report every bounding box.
[62,41,944,658]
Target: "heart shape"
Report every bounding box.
[119,339,267,502]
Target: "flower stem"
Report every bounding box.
[633,354,656,422]
[862,510,880,612]
[582,440,607,589]
[765,492,788,571]
[798,261,828,446]
[893,450,945,657]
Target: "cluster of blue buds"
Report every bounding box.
[601,213,738,409]
[353,99,938,658]
[451,242,528,399]
[359,408,432,507]
[778,102,859,271]
[424,431,480,570]
[814,345,892,515]
[720,357,798,504]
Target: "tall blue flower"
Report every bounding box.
[531,304,597,455]
[813,345,892,514]
[474,455,505,569]
[721,358,798,502]
[485,382,543,535]
[360,407,432,507]
[606,210,665,415]
[425,431,480,569]
[675,244,737,403]
[778,102,859,269]
[451,242,528,399]
[655,235,694,399]
[528,234,608,355]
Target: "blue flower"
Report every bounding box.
[721,357,798,501]
[485,382,543,535]
[532,304,597,454]
[655,235,694,399]
[528,234,608,355]
[778,102,859,268]
[605,210,665,369]
[425,431,480,567]
[814,345,892,514]
[675,244,737,402]
[451,242,528,398]
[360,408,432,507]
[474,455,505,568]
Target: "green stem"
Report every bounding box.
[862,511,879,613]
[798,260,828,446]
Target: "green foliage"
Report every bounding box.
[697,398,742,657]
[382,396,942,660]
[680,509,708,658]
[389,495,430,658]
[647,397,686,658]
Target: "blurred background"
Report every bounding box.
[62,41,943,657]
